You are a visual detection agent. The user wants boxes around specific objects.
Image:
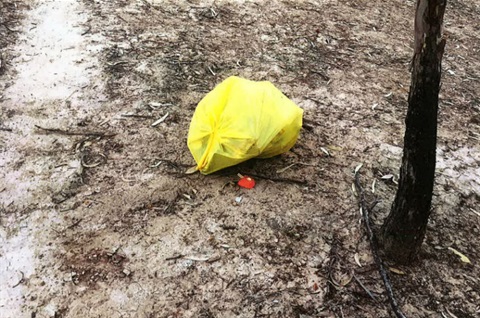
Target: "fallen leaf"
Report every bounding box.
[354,163,363,174]
[389,267,406,275]
[185,166,198,174]
[381,174,394,180]
[320,147,330,156]
[184,255,211,262]
[340,274,353,287]
[448,247,471,264]
[354,253,362,267]
[371,179,376,193]
[151,112,169,127]
[149,101,172,108]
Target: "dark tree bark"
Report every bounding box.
[381,0,447,264]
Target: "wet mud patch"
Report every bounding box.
[62,247,130,286]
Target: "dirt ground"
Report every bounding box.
[1,0,479,317]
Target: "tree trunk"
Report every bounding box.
[381,0,447,265]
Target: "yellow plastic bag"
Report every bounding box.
[187,76,303,174]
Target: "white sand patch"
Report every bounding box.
[6,1,99,104]
[0,0,104,316]
[437,146,480,196]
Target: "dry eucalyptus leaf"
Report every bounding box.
[354,163,363,175]
[354,253,362,267]
[320,147,330,156]
[389,267,406,275]
[327,145,343,151]
[448,247,471,264]
[151,112,169,127]
[185,166,198,174]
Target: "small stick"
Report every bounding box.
[81,26,92,36]
[121,114,154,119]
[151,113,169,127]
[0,126,13,132]
[248,173,307,185]
[64,89,78,102]
[12,271,25,288]
[353,274,378,302]
[35,125,116,137]
[141,0,152,8]
[0,23,20,33]
[354,170,407,318]
[67,218,82,229]
[207,66,216,76]
[165,254,184,261]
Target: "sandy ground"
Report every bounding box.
[0,0,479,317]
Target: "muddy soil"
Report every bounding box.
[1,0,479,317]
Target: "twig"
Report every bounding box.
[115,14,128,23]
[324,235,339,300]
[81,26,92,36]
[354,169,407,318]
[81,152,107,168]
[0,23,20,33]
[150,158,192,170]
[151,113,169,127]
[165,254,184,261]
[121,114,154,119]
[110,245,123,257]
[12,271,25,288]
[64,89,78,102]
[311,70,330,81]
[35,125,116,137]
[66,218,82,229]
[0,126,13,132]
[248,173,307,185]
[141,0,152,8]
[207,66,216,76]
[353,274,378,302]
[276,162,318,174]
[220,224,237,230]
